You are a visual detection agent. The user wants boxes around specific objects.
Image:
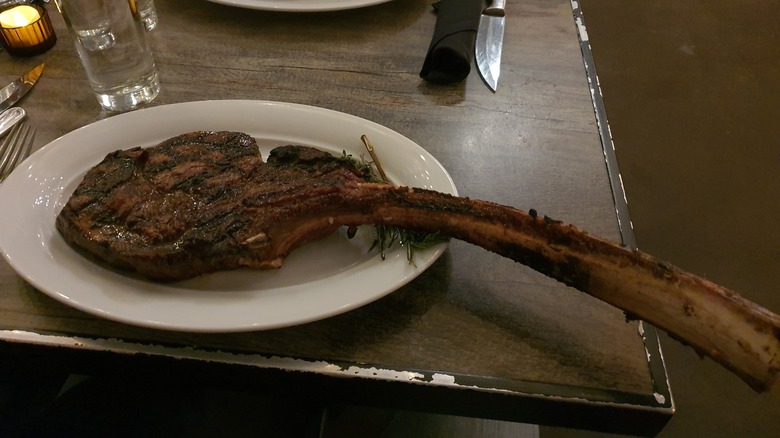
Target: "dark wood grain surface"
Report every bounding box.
[0,0,669,433]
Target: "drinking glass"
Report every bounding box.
[55,0,160,112]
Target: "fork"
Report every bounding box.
[0,119,35,183]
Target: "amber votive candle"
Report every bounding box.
[0,4,56,57]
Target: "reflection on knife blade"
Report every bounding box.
[0,63,45,112]
[475,0,506,92]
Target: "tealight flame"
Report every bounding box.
[0,5,40,29]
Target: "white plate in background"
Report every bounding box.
[206,0,392,12]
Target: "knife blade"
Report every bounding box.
[0,63,45,113]
[475,0,506,92]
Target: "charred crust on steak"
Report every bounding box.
[56,131,364,281]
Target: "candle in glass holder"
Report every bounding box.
[0,4,56,57]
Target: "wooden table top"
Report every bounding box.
[0,0,671,434]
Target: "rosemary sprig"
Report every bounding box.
[339,138,448,264]
[360,135,390,182]
[338,150,384,183]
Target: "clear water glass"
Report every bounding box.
[55,0,160,112]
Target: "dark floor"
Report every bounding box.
[1,372,539,437]
[540,1,780,437]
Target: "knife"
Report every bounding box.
[0,63,45,113]
[475,0,506,92]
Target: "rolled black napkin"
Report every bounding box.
[419,0,484,84]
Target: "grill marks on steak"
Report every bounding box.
[56,131,365,281]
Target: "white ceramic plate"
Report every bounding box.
[0,100,456,332]
[206,0,392,12]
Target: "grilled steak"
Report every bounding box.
[56,131,368,281]
[56,131,780,393]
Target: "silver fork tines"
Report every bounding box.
[0,120,35,183]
